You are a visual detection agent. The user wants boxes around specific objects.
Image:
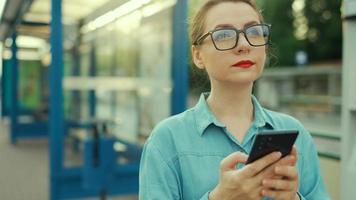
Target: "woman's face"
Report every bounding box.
[192,2,266,86]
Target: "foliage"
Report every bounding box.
[257,0,342,66]
[303,0,342,62]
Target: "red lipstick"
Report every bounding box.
[232,60,255,68]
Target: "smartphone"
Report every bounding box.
[246,130,299,164]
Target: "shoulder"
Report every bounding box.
[142,108,197,163]
[263,108,314,142]
[263,108,306,130]
[145,108,196,147]
[252,95,305,131]
[263,108,316,152]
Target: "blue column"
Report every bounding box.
[89,42,96,118]
[0,60,3,117]
[49,0,64,199]
[10,33,19,144]
[171,0,189,115]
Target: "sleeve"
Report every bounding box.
[139,141,181,200]
[298,129,331,200]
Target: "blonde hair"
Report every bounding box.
[190,0,264,45]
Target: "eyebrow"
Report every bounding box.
[214,21,259,29]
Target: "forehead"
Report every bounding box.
[204,2,260,30]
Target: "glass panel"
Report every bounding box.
[18,60,42,112]
[70,0,176,144]
[137,6,173,139]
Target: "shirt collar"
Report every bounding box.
[193,92,275,136]
[193,93,224,136]
[251,95,275,129]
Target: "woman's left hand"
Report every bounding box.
[261,146,300,200]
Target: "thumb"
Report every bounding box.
[220,151,248,172]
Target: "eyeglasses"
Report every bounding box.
[193,23,271,51]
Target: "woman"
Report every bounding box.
[139,0,330,199]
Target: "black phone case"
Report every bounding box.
[246,130,299,164]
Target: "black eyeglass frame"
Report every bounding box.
[193,23,272,51]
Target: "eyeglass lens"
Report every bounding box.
[211,25,269,50]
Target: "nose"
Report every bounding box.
[234,32,250,54]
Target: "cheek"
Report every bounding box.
[256,48,267,67]
[200,47,222,68]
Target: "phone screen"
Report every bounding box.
[246,130,299,164]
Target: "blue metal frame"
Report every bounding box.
[9,34,48,144]
[49,0,65,199]
[0,60,7,118]
[171,0,189,115]
[48,0,189,199]
[89,41,96,118]
[4,33,48,144]
[2,0,189,198]
[1,0,189,198]
[0,60,30,118]
[9,33,19,144]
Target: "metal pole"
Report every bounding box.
[10,33,19,144]
[341,1,356,199]
[89,41,96,118]
[49,0,64,199]
[171,0,188,115]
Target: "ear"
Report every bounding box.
[191,45,205,69]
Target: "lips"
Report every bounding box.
[232,60,255,68]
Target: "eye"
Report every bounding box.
[212,29,236,41]
[246,26,264,36]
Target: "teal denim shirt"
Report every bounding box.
[139,93,330,200]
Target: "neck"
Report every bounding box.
[206,81,254,121]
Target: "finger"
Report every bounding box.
[261,189,297,199]
[220,151,248,172]
[278,154,296,166]
[272,147,297,167]
[269,155,295,180]
[262,178,296,190]
[274,166,298,180]
[243,152,282,177]
[270,154,296,169]
[291,145,297,157]
[257,155,296,178]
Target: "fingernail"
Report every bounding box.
[275,166,280,173]
[274,152,282,158]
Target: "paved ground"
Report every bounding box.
[0,119,138,200]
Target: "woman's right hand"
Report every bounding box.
[209,151,296,200]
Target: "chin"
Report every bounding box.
[231,73,261,83]
[221,78,256,86]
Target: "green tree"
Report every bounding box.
[304,0,342,62]
[257,0,342,66]
[257,0,302,66]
